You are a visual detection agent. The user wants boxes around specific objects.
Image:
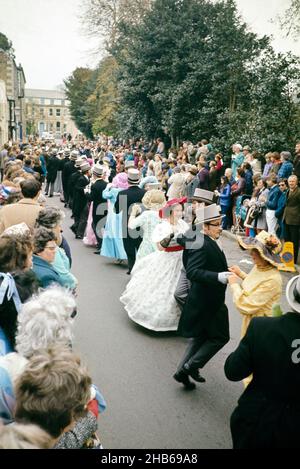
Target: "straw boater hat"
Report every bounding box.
[64,149,70,157]
[92,165,104,177]
[191,188,215,205]
[286,275,300,313]
[159,197,187,219]
[237,231,283,268]
[127,169,140,185]
[80,162,90,173]
[142,190,166,211]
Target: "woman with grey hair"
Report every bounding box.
[35,206,72,266]
[35,208,77,290]
[0,287,106,448]
[32,227,65,288]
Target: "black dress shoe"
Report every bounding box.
[126,270,131,275]
[183,364,206,383]
[173,371,196,390]
[94,251,101,255]
[70,226,76,234]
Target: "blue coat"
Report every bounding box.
[32,255,63,288]
[277,161,293,180]
[275,191,287,219]
[219,184,231,208]
[266,185,281,210]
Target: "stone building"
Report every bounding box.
[25,89,79,138]
[0,49,26,143]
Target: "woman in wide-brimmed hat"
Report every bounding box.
[121,197,189,332]
[128,190,166,261]
[229,231,283,339]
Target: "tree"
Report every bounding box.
[212,49,300,154]
[92,56,119,136]
[279,0,300,38]
[0,32,15,56]
[80,0,153,51]
[64,68,96,138]
[112,0,269,142]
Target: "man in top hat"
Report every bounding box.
[174,188,215,311]
[174,204,231,390]
[86,164,108,254]
[68,158,84,219]
[62,149,78,207]
[72,162,91,239]
[224,274,300,448]
[115,169,146,274]
[45,149,60,197]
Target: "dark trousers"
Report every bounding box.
[177,304,230,372]
[92,220,103,250]
[285,224,300,263]
[45,181,55,196]
[123,236,142,272]
[74,205,89,238]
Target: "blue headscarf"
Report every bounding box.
[0,273,22,314]
[0,274,22,357]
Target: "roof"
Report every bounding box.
[25,89,66,99]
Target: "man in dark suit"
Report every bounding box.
[45,149,61,197]
[174,204,230,390]
[62,150,78,208]
[174,188,215,311]
[86,164,108,254]
[115,169,146,274]
[224,274,300,449]
[283,175,300,263]
[72,162,91,239]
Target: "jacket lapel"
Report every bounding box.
[206,235,228,269]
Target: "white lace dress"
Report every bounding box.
[120,218,189,331]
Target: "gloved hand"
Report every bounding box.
[218,272,231,284]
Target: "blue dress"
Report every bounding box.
[101,187,127,260]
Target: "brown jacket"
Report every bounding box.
[0,199,42,234]
[283,187,300,226]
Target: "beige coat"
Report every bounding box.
[167,173,185,199]
[0,199,42,234]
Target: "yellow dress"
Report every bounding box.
[230,265,282,387]
[230,265,282,339]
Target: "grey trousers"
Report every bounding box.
[174,267,191,311]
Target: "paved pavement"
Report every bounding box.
[50,195,294,449]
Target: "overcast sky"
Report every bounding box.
[0,0,299,90]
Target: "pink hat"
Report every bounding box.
[112,172,129,190]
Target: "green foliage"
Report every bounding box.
[92,56,119,136]
[68,0,300,150]
[0,32,14,56]
[64,68,96,139]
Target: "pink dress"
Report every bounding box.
[83,202,97,247]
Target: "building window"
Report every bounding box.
[63,124,67,132]
[40,108,44,115]
[56,108,61,117]
[50,123,53,131]
[56,122,61,130]
[40,98,45,105]
[50,99,54,105]
[49,108,53,116]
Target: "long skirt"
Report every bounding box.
[120,250,183,331]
